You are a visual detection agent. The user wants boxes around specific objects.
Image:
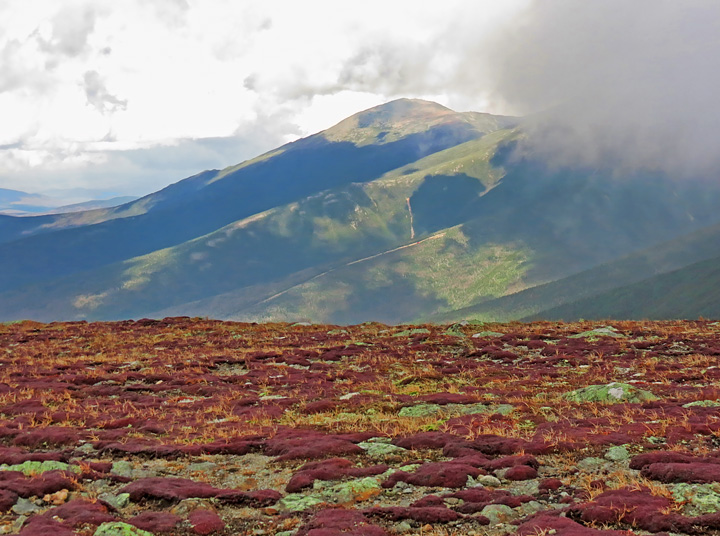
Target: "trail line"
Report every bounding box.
[256,233,446,305]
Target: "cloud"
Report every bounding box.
[0,0,529,197]
[0,106,299,198]
[0,40,39,93]
[83,70,127,114]
[485,0,720,176]
[37,4,97,57]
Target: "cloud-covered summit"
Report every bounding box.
[486,1,720,176]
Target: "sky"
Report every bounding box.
[1,1,719,203]
[0,0,528,201]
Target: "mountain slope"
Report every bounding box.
[0,100,506,292]
[2,98,720,323]
[430,220,720,323]
[45,196,139,214]
[0,127,518,321]
[529,254,720,321]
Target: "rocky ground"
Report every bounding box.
[2,318,720,535]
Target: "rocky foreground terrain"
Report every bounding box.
[3,318,720,535]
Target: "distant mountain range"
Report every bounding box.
[1,98,719,323]
[0,188,136,216]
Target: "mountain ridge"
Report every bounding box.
[1,98,719,323]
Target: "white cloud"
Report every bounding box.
[0,0,528,197]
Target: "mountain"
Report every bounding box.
[0,189,136,216]
[45,196,139,214]
[1,98,720,323]
[528,253,720,321]
[0,188,58,215]
[430,221,720,323]
[0,100,510,293]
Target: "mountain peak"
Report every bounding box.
[322,98,458,145]
[355,98,455,124]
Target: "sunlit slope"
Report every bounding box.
[429,220,720,323]
[219,227,532,325]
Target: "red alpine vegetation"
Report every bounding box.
[2,318,720,535]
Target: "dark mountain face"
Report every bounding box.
[469,143,720,275]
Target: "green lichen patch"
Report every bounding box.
[398,403,443,417]
[481,504,516,524]
[398,402,514,417]
[471,330,504,338]
[276,493,328,512]
[0,460,81,476]
[604,445,630,462]
[683,400,720,408]
[393,328,431,337]
[278,476,384,512]
[565,382,657,403]
[94,522,154,536]
[569,326,626,339]
[358,440,407,457]
[671,483,720,514]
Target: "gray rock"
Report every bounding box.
[12,498,40,515]
[477,475,502,487]
[472,331,504,338]
[480,504,516,524]
[519,500,544,516]
[110,460,134,478]
[98,492,130,510]
[75,443,96,454]
[605,446,630,462]
[565,382,657,403]
[512,479,541,496]
[11,516,27,534]
[358,441,406,457]
[170,498,217,517]
[569,326,626,338]
[495,467,510,480]
[187,461,218,472]
[110,460,152,479]
[577,457,609,472]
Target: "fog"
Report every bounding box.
[486,1,720,176]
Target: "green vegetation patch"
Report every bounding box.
[0,460,81,475]
[569,326,626,339]
[378,228,532,312]
[672,483,720,514]
[683,400,720,408]
[398,402,514,418]
[278,475,386,512]
[94,522,154,536]
[358,438,407,457]
[565,382,657,403]
[392,328,431,337]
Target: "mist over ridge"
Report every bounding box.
[484,1,720,176]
